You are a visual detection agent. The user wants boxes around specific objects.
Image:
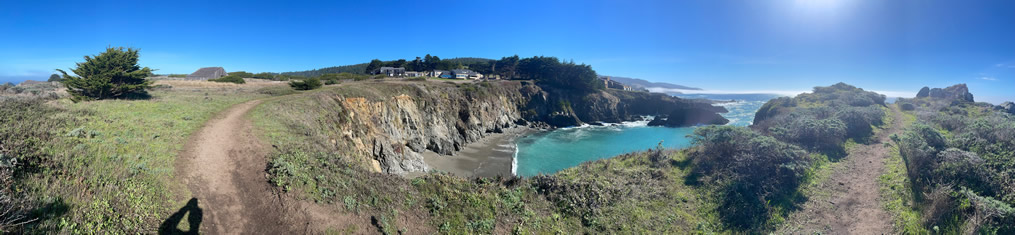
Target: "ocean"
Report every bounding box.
[513,94,776,177]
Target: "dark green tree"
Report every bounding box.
[57,47,153,102]
[495,55,520,78]
[391,59,407,68]
[423,54,434,70]
[518,56,602,91]
[365,59,383,74]
[48,74,62,82]
[429,56,442,70]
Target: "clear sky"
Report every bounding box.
[2,0,1013,103]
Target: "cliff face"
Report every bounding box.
[334,82,527,173]
[322,81,727,174]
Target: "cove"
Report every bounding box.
[513,95,772,176]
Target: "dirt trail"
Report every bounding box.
[173,97,374,234]
[778,105,904,234]
[175,100,296,234]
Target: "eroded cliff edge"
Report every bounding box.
[301,80,727,174]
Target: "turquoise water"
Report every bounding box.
[513,95,771,176]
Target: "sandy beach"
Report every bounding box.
[420,126,539,178]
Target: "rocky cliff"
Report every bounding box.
[994,101,1015,115]
[916,84,974,102]
[319,81,727,174]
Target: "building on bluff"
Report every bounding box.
[186,67,228,80]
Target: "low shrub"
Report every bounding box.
[836,106,885,140]
[895,100,1015,232]
[689,125,810,230]
[531,175,622,228]
[289,77,322,90]
[228,71,254,78]
[208,75,245,84]
[769,113,847,154]
[900,102,916,111]
[0,98,75,232]
[252,72,276,80]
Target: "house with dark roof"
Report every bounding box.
[376,67,406,77]
[186,67,228,80]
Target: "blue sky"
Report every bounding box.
[2,0,1014,103]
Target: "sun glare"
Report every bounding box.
[792,0,848,15]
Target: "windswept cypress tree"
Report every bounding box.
[57,47,153,102]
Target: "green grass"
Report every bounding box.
[877,104,927,234]
[878,144,927,234]
[23,89,266,233]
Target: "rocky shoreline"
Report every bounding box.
[416,126,538,178]
[324,81,729,175]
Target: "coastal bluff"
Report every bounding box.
[299,80,728,174]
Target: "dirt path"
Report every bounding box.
[171,95,376,234]
[175,100,297,234]
[778,105,904,234]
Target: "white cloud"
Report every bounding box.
[979,76,998,81]
[996,63,1015,68]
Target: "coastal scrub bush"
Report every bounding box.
[0,98,74,232]
[0,98,72,172]
[836,106,885,141]
[689,125,809,230]
[934,148,995,193]
[208,74,245,84]
[895,123,946,190]
[894,98,1015,232]
[252,72,276,80]
[57,47,153,102]
[768,114,847,154]
[289,77,322,90]
[228,71,254,78]
[531,174,623,229]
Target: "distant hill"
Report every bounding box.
[281,63,371,77]
[18,80,45,86]
[604,76,701,90]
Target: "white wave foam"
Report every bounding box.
[618,119,651,127]
[560,123,592,130]
[511,144,519,176]
[566,116,654,129]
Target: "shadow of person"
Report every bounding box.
[159,198,203,235]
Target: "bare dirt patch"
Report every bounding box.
[779,106,904,234]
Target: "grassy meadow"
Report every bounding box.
[6,82,277,233]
